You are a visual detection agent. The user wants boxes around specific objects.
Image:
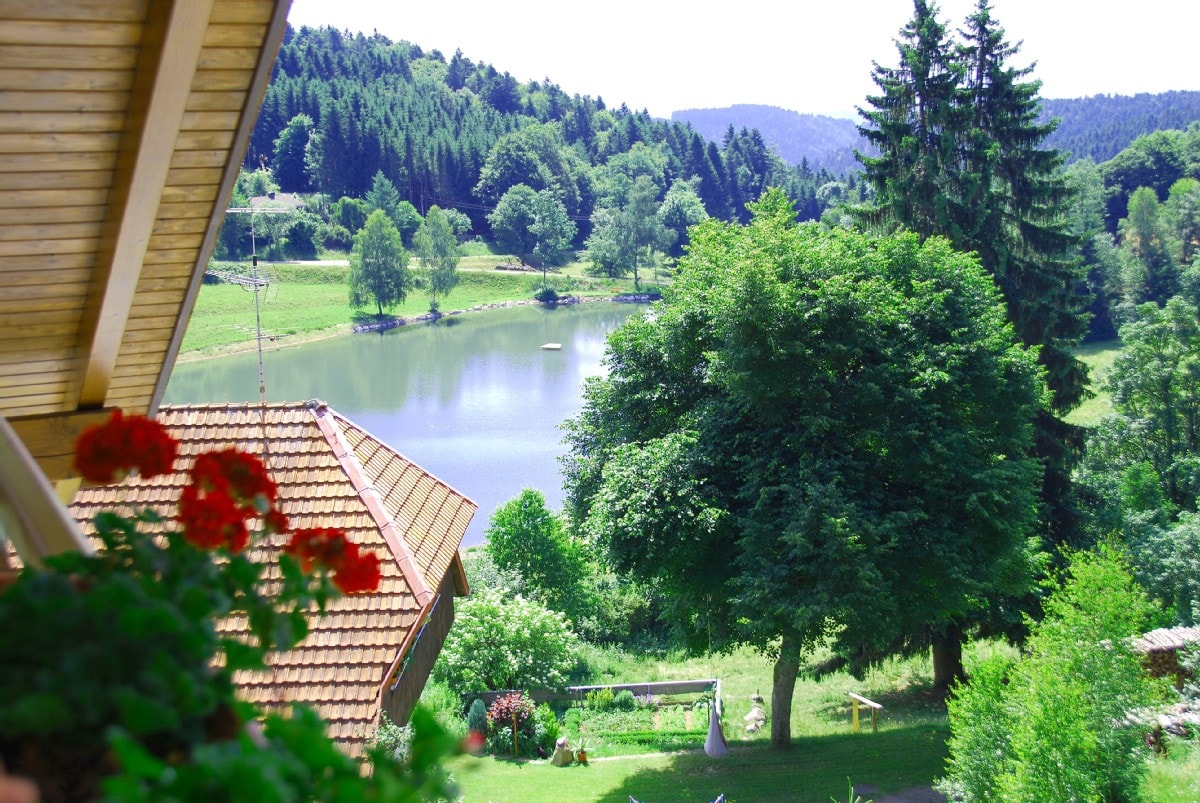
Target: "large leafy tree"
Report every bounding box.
[564,191,1045,747]
[413,205,461,309]
[488,185,576,271]
[348,209,410,316]
[529,189,577,274]
[858,0,1088,557]
[485,489,588,623]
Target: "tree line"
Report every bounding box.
[243,23,860,253]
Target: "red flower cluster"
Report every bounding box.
[74,410,381,594]
[73,410,177,484]
[178,448,280,553]
[284,528,382,594]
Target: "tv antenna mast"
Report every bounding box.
[224,201,290,404]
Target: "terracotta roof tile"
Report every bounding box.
[68,400,476,759]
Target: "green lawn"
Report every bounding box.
[445,726,948,803]
[1065,338,1122,427]
[444,645,955,803]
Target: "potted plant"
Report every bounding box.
[0,410,460,801]
[574,736,590,764]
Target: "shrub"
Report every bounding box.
[534,286,559,303]
[585,687,616,710]
[613,689,637,711]
[485,692,538,758]
[418,679,468,741]
[533,703,561,755]
[373,713,413,765]
[940,545,1168,801]
[431,588,580,698]
[467,698,488,735]
[458,546,524,596]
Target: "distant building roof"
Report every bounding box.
[1133,626,1200,654]
[247,191,306,210]
[68,401,476,758]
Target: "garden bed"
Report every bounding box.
[562,689,712,757]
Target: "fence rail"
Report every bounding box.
[472,678,720,708]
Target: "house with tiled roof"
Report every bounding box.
[67,400,476,759]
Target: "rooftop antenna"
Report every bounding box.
[225,200,288,405]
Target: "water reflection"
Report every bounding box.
[164,303,641,547]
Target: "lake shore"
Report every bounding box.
[175,292,657,365]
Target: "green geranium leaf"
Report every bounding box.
[221,637,267,671]
[114,688,181,735]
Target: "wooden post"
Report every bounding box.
[852,696,860,733]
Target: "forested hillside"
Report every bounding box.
[1042,91,1200,163]
[669,92,1200,174]
[671,105,866,174]
[245,25,857,236]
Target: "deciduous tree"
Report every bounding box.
[565,191,1044,747]
[348,209,410,316]
[413,205,461,309]
[485,489,587,622]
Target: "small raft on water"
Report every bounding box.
[541,343,562,350]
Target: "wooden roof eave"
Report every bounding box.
[75,0,216,410]
[148,1,292,414]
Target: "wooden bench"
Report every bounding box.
[848,692,883,733]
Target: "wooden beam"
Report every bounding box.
[0,417,93,567]
[76,0,215,409]
[8,409,114,483]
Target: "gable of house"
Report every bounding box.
[68,400,476,758]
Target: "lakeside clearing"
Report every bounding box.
[178,257,652,362]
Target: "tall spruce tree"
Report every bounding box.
[857,0,1090,684]
[857,0,967,240]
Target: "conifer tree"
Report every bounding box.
[857,0,967,240]
[857,0,1090,683]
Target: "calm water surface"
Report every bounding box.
[164,302,641,547]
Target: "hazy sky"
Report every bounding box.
[286,0,1198,120]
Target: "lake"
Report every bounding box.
[163,302,642,547]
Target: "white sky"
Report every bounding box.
[286,0,1199,120]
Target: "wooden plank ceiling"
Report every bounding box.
[0,0,290,483]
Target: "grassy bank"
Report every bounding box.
[179,260,646,359]
[1065,338,1121,427]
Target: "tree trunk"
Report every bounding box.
[770,630,802,749]
[931,621,965,692]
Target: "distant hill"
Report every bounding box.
[671,105,865,174]
[1040,91,1200,163]
[676,92,1200,172]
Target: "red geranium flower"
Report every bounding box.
[333,550,381,594]
[190,449,277,507]
[284,527,350,572]
[177,485,250,553]
[74,410,178,484]
[284,528,380,593]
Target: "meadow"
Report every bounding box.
[438,642,1195,802]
